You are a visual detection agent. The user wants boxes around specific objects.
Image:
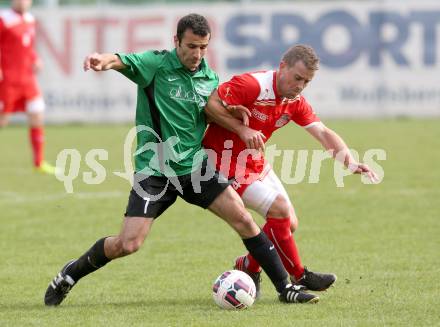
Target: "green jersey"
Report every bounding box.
[117,49,219,177]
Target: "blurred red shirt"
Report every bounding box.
[0,8,40,112]
[0,8,38,84]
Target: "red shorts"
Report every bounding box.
[0,80,42,113]
[206,150,269,196]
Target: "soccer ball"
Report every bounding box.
[212,270,256,310]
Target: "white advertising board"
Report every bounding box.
[30,1,440,122]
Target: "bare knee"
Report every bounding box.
[28,112,44,127]
[121,238,143,255]
[233,210,259,237]
[267,195,291,218]
[220,196,258,237]
[111,216,153,257]
[106,235,144,258]
[267,195,299,232]
[290,218,298,232]
[209,188,260,238]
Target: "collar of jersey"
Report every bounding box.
[169,48,210,78]
[272,70,282,99]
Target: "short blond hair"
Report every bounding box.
[282,44,319,71]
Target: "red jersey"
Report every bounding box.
[203,70,320,183]
[0,8,38,85]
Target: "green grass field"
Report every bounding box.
[1,120,439,326]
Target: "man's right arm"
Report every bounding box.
[83,53,127,72]
[205,90,248,134]
[306,122,379,182]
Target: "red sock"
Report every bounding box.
[263,217,304,280]
[30,127,44,167]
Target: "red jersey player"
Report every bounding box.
[0,0,55,174]
[204,44,378,297]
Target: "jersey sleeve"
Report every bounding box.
[0,18,3,72]
[217,73,260,107]
[116,51,163,88]
[290,96,320,128]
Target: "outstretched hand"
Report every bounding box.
[83,53,106,71]
[348,163,380,183]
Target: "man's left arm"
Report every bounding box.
[307,122,379,182]
[205,90,266,150]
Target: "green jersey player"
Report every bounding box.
[44,13,318,306]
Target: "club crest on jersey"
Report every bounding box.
[262,88,270,100]
[251,108,268,122]
[275,114,290,127]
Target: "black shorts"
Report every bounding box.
[124,158,231,219]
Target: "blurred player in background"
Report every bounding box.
[204,44,379,297]
[44,14,319,307]
[0,0,55,174]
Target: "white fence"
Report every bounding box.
[31,1,440,122]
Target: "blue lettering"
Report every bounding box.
[269,14,310,66]
[224,10,439,69]
[369,12,409,67]
[410,11,440,66]
[311,10,364,68]
[225,15,266,69]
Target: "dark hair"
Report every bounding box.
[176,13,211,44]
[282,44,319,71]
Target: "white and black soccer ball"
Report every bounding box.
[212,270,256,310]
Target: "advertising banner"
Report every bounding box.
[31,1,440,122]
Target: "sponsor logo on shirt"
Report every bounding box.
[251,108,268,122]
[167,76,180,82]
[224,87,232,97]
[169,86,206,108]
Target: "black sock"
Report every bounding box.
[242,232,288,293]
[65,237,111,282]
